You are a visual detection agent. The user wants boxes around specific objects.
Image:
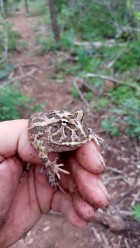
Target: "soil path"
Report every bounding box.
[8,10,73,112]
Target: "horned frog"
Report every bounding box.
[28,110,102,190]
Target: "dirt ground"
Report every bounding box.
[5,10,140,248]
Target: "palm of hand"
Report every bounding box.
[0,120,109,247]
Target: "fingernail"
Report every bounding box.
[97,179,111,202]
[97,152,107,171]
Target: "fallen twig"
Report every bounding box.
[73,78,94,117]
[82,80,97,95]
[107,167,123,174]
[9,64,40,78]
[13,63,40,70]
[92,226,111,247]
[96,211,140,232]
[74,40,123,48]
[124,238,130,248]
[0,67,39,88]
[84,73,140,90]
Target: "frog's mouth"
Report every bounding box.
[53,140,87,147]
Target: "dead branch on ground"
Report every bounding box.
[74,40,123,49]
[96,211,140,233]
[0,66,39,88]
[73,78,94,117]
[84,73,140,91]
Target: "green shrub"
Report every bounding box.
[101,87,140,138]
[85,91,94,102]
[0,16,20,53]
[0,63,14,80]
[0,15,7,58]
[114,41,140,72]
[70,85,79,99]
[101,117,120,137]
[36,30,74,52]
[76,48,97,71]
[109,86,135,103]
[0,84,30,120]
[29,1,49,16]
[60,31,74,49]
[0,84,43,121]
[56,0,136,41]
[98,97,109,108]
[6,23,21,51]
[36,35,61,52]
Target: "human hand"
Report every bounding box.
[0,120,109,247]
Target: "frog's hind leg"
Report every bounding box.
[47,168,66,193]
[39,155,69,191]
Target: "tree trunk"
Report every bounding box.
[48,0,60,43]
[0,0,6,17]
[24,0,29,13]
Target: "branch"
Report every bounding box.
[74,40,118,49]
[0,67,39,88]
[82,80,97,95]
[0,0,6,18]
[73,79,94,117]
[123,26,140,33]
[0,28,8,64]
[96,211,140,232]
[84,73,140,90]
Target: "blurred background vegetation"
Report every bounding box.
[0,0,140,239]
[0,0,140,138]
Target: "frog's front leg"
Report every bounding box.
[88,128,104,148]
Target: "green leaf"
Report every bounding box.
[98,98,109,108]
[132,204,140,222]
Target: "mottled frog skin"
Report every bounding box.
[28,110,102,190]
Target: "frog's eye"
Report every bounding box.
[61,120,68,126]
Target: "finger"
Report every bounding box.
[0,120,39,163]
[0,120,48,165]
[0,157,22,220]
[76,141,106,174]
[17,120,41,163]
[69,156,110,208]
[6,121,59,165]
[72,191,97,221]
[51,191,87,228]
[0,165,41,248]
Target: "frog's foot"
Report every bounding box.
[88,128,104,148]
[42,160,69,191]
[46,166,67,192]
[50,178,65,193]
[38,157,69,191]
[46,160,69,179]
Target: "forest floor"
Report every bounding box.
[6,9,140,248]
